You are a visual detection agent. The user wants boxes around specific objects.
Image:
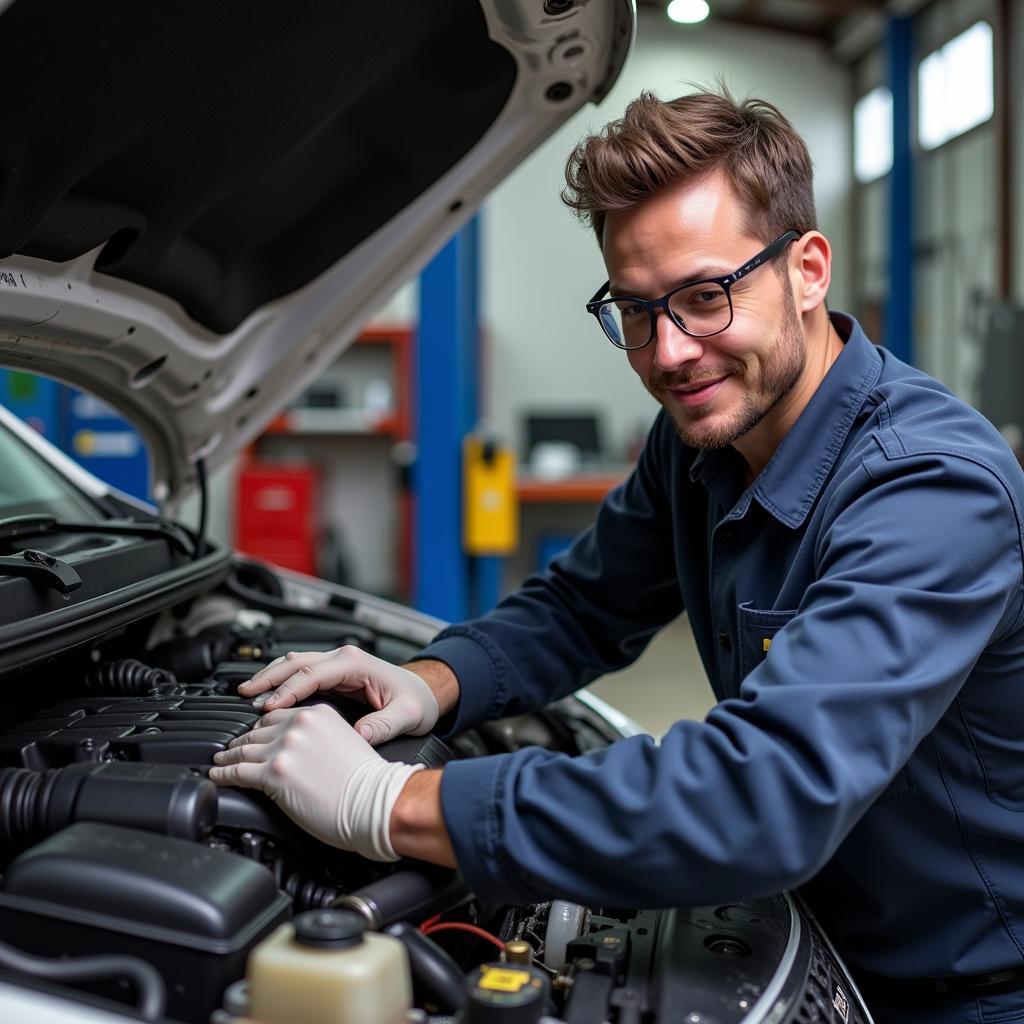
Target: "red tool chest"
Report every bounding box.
[235,463,319,576]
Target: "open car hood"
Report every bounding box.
[0,0,633,508]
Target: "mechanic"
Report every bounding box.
[210,89,1024,1022]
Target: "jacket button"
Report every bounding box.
[718,526,737,544]
[717,631,732,652]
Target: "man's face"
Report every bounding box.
[603,171,805,451]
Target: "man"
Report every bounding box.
[209,90,1024,1022]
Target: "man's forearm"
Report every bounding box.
[389,768,457,867]
[403,659,461,718]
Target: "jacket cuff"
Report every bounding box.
[413,628,505,737]
[440,755,542,904]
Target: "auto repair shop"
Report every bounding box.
[0,1,1021,1023]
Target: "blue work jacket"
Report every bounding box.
[419,313,1024,989]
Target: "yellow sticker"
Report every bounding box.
[762,638,773,652]
[479,968,530,993]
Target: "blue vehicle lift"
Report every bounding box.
[414,216,502,620]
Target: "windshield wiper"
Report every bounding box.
[0,514,197,557]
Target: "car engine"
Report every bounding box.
[0,562,869,1024]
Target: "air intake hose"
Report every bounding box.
[85,658,177,696]
[334,868,471,930]
[0,762,217,851]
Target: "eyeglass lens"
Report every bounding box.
[597,281,731,349]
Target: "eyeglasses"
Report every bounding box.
[585,230,800,351]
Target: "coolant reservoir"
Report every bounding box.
[247,909,411,1024]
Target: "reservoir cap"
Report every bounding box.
[467,962,549,1022]
[293,909,366,949]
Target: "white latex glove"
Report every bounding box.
[237,646,439,745]
[208,703,424,861]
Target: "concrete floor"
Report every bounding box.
[586,615,716,738]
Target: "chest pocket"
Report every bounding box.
[737,602,798,680]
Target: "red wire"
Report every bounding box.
[419,914,442,933]
[422,922,506,953]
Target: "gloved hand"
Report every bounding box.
[237,646,439,745]
[208,703,424,861]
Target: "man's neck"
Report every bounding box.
[735,311,845,483]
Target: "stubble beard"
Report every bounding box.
[649,289,806,450]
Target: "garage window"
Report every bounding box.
[918,21,993,151]
[854,86,893,183]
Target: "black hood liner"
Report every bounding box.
[0,0,516,333]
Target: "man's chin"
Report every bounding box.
[665,406,737,450]
[663,395,771,450]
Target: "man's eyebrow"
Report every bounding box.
[609,264,730,296]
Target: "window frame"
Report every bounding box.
[915,18,995,156]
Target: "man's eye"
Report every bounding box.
[615,302,646,319]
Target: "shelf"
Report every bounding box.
[247,326,415,598]
[266,407,400,436]
[517,470,628,503]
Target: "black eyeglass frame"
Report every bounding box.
[585,230,801,350]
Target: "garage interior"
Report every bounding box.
[0,0,1020,1021]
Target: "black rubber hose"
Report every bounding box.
[85,658,176,696]
[284,872,340,912]
[334,868,471,929]
[0,765,217,851]
[0,938,166,1019]
[0,768,50,850]
[194,456,208,561]
[385,921,468,1013]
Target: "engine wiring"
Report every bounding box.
[420,921,506,953]
[418,911,563,977]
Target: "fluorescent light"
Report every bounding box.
[667,0,710,25]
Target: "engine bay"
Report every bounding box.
[0,564,868,1024]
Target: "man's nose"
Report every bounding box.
[651,308,704,371]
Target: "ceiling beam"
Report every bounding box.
[714,10,833,42]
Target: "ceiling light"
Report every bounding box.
[667,0,710,24]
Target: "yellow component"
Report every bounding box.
[478,967,531,993]
[762,637,773,652]
[463,436,518,555]
[73,430,96,456]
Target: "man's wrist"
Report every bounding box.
[359,760,425,862]
[403,658,461,717]
[389,768,457,867]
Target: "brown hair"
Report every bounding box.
[561,86,817,249]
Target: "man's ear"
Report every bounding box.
[791,232,831,314]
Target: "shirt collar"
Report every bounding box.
[689,312,882,528]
